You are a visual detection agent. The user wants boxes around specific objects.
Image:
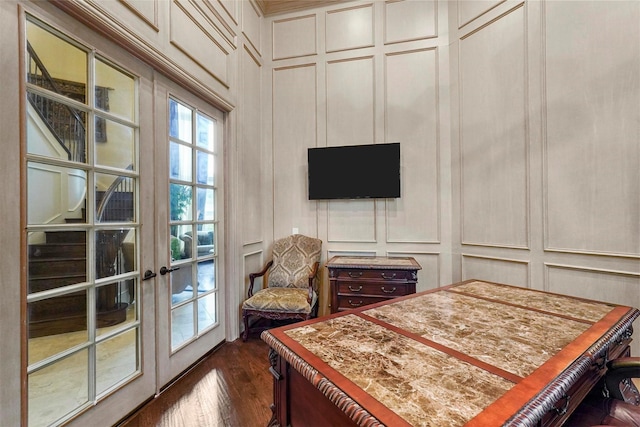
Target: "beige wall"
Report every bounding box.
[261,0,640,343]
[259,0,452,315]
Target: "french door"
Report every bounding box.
[154,76,226,387]
[22,8,226,426]
[23,12,156,427]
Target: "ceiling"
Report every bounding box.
[255,0,352,16]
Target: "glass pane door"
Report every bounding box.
[168,98,220,350]
[156,81,225,386]
[24,15,155,427]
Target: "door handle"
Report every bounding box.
[142,270,157,281]
[160,266,180,275]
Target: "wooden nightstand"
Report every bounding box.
[327,256,421,313]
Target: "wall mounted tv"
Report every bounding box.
[307,142,401,200]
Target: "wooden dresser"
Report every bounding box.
[327,256,421,314]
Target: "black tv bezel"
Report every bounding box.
[307,142,401,200]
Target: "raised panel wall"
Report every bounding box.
[546,264,640,356]
[385,48,439,243]
[459,3,528,249]
[544,1,640,257]
[325,4,374,52]
[326,56,376,242]
[272,64,318,239]
[272,15,317,60]
[241,47,263,245]
[384,0,437,44]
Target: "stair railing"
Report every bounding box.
[26,41,86,163]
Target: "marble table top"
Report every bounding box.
[262,280,639,427]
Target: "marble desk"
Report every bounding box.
[261,280,639,427]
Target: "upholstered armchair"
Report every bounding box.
[567,357,640,426]
[241,234,322,341]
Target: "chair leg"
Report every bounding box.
[242,310,250,341]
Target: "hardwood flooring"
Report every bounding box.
[118,338,273,427]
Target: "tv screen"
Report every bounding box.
[307,143,401,200]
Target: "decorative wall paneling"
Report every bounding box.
[543,0,640,258]
[170,1,231,87]
[272,64,319,239]
[384,0,437,44]
[264,0,450,316]
[385,48,440,244]
[51,0,237,108]
[272,14,317,60]
[459,2,528,249]
[461,254,529,288]
[118,0,159,30]
[241,46,264,245]
[218,0,240,26]
[545,264,640,356]
[452,0,639,357]
[243,250,265,302]
[242,0,262,56]
[457,0,506,29]
[325,3,374,53]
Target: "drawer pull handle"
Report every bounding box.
[348,272,363,278]
[381,272,396,280]
[381,286,397,294]
[348,285,363,292]
[348,300,364,307]
[554,394,570,416]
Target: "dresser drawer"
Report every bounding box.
[333,268,413,282]
[335,295,392,311]
[336,281,409,297]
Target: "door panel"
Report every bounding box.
[23,11,156,427]
[155,76,226,387]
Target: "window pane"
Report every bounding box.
[197,292,216,333]
[95,59,135,121]
[27,163,87,225]
[27,20,87,95]
[97,287,137,337]
[171,264,194,306]
[95,230,131,279]
[28,230,87,294]
[170,183,192,221]
[196,151,213,185]
[196,113,214,151]
[26,94,87,163]
[170,141,192,181]
[95,173,136,223]
[169,98,192,143]
[197,259,215,292]
[94,118,135,170]
[96,328,138,395]
[197,187,215,221]
[28,350,89,427]
[172,302,195,350]
[27,290,88,340]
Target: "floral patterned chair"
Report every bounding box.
[241,234,322,341]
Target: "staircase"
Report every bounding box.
[26,40,135,338]
[28,229,130,338]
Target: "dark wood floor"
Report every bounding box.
[119,338,273,427]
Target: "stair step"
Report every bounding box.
[28,274,86,293]
[45,230,86,244]
[29,242,85,258]
[29,258,86,277]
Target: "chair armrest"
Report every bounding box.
[248,260,273,298]
[605,357,640,404]
[306,261,320,303]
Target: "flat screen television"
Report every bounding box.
[307,142,401,200]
